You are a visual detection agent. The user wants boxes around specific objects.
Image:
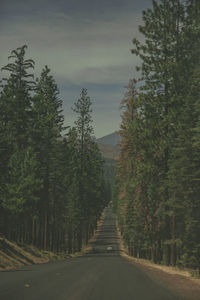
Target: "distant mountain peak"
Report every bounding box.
[96,131,121,146]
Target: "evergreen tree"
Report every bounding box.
[115,0,200,270]
[0,45,35,238]
[72,89,94,249]
[0,45,35,149]
[72,89,106,249]
[0,45,107,256]
[3,147,42,242]
[31,65,65,249]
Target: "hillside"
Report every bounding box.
[96,131,121,146]
[0,238,62,271]
[97,143,119,160]
[96,132,121,185]
[96,132,120,160]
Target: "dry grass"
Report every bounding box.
[0,210,106,271]
[0,238,64,271]
[116,221,200,300]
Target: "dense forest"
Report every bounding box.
[0,45,109,253]
[113,0,200,272]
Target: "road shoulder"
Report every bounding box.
[116,221,200,300]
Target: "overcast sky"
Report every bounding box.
[0,0,151,138]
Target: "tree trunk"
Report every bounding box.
[44,212,47,250]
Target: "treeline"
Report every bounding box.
[0,45,109,253]
[113,0,200,272]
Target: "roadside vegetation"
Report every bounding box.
[113,0,200,275]
[0,209,105,270]
[0,46,110,259]
[0,237,63,271]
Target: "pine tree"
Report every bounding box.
[72,88,106,249]
[3,147,42,242]
[0,45,107,256]
[0,45,35,150]
[0,45,35,238]
[72,89,94,249]
[114,0,200,269]
[130,0,189,265]
[31,65,65,249]
[166,0,200,267]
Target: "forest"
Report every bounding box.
[113,0,200,272]
[0,45,110,253]
[0,0,200,275]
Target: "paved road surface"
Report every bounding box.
[0,206,182,300]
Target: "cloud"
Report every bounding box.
[0,0,149,136]
[0,0,151,19]
[0,8,141,85]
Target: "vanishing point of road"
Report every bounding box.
[0,205,182,300]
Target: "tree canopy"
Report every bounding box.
[113,0,200,273]
[0,45,109,253]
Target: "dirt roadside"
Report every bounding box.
[0,237,63,271]
[0,211,105,271]
[116,222,200,300]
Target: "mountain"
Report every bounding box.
[96,131,121,160]
[97,143,119,160]
[96,131,121,147]
[96,132,121,185]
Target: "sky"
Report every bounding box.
[0,0,151,138]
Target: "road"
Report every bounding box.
[0,206,182,300]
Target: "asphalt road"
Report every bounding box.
[0,206,182,300]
